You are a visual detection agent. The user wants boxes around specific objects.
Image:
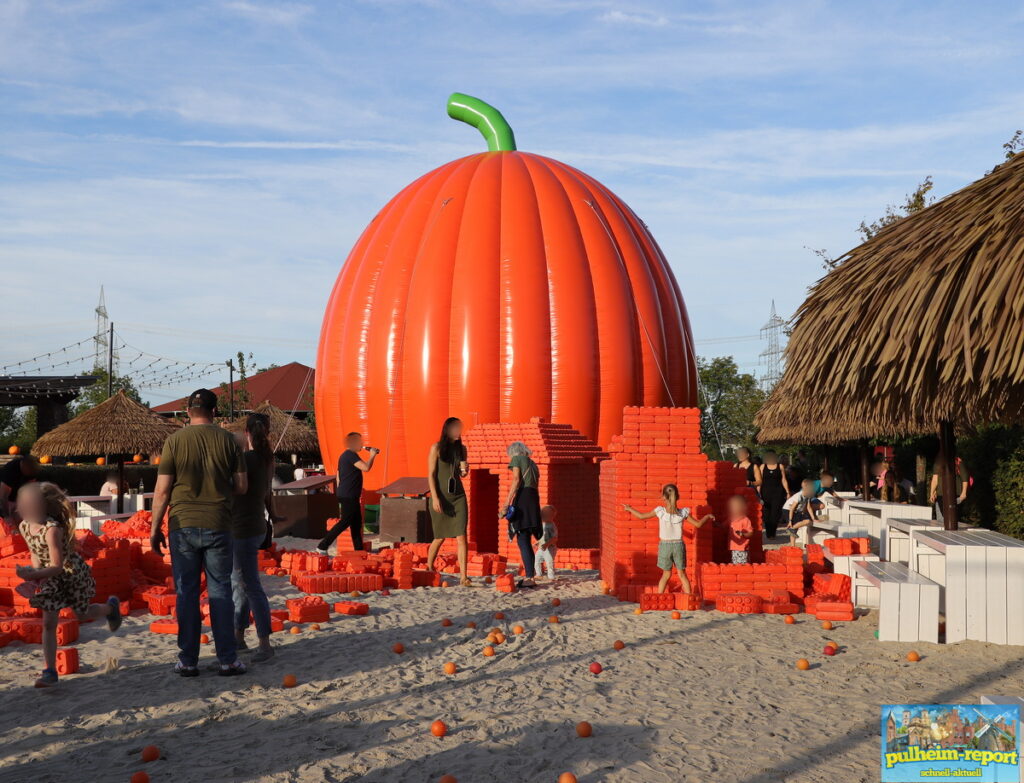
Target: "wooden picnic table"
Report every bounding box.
[912,529,1024,645]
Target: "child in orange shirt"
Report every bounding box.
[726,494,755,564]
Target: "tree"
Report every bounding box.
[697,356,766,460]
[809,177,934,270]
[70,368,144,417]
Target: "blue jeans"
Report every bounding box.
[170,527,237,667]
[232,533,272,639]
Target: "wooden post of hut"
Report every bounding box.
[859,443,871,501]
[937,420,958,530]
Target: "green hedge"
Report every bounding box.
[993,444,1024,539]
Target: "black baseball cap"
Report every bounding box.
[187,388,218,412]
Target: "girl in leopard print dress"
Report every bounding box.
[16,482,122,687]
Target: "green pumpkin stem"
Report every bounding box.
[446,93,517,152]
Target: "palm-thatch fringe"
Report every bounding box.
[226,401,319,455]
[756,151,1024,444]
[31,390,181,457]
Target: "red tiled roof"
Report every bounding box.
[152,362,314,414]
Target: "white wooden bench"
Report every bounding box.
[914,530,1024,645]
[853,560,940,643]
[824,550,881,608]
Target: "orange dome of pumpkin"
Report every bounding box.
[316,93,696,479]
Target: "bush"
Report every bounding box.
[993,445,1024,540]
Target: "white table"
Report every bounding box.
[843,499,932,551]
[912,529,1024,645]
[853,560,940,643]
[883,517,944,564]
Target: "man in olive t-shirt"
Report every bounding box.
[150,389,248,677]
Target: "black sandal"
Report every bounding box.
[106,596,122,632]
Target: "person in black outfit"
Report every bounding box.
[758,450,790,540]
[316,433,379,555]
[733,446,760,488]
[0,455,38,519]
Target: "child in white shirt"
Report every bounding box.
[624,483,713,594]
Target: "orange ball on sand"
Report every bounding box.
[290,626,302,635]
[820,620,833,630]
[439,776,458,783]
[131,773,150,783]
[392,642,405,654]
[282,674,297,688]
[482,645,495,657]
[633,607,643,615]
[466,621,477,629]
[494,632,506,644]
[494,612,505,620]
[613,640,625,650]
[575,721,593,737]
[796,658,811,671]
[431,720,448,738]
[310,623,321,631]
[200,633,210,644]
[784,616,796,625]
[551,598,561,607]
[443,662,457,675]
[441,618,453,627]
[670,611,681,620]
[512,625,525,635]
[140,746,160,762]
[549,615,560,624]
[907,650,921,662]
[825,640,839,651]
[559,774,578,783]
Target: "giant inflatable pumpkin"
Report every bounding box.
[316,94,697,482]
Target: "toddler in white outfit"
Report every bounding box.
[535,505,559,580]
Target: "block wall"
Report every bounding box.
[599,406,761,595]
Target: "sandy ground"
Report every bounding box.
[1,537,1023,783]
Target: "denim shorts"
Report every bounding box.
[657,540,686,571]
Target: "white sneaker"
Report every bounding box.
[316,548,329,556]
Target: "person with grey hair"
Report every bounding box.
[501,441,543,587]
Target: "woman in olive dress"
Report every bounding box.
[427,417,471,586]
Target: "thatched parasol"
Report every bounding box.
[755,152,1024,527]
[226,401,319,455]
[32,390,181,512]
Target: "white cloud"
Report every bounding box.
[598,9,668,27]
[223,1,312,26]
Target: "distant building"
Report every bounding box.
[153,362,314,419]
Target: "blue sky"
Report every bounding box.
[3,0,1023,403]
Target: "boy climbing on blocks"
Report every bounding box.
[624,483,713,594]
[783,478,820,546]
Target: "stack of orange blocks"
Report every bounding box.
[639,591,700,611]
[553,549,600,571]
[822,537,871,556]
[461,418,607,562]
[293,573,383,594]
[805,573,855,621]
[287,596,330,623]
[394,551,414,589]
[699,562,805,602]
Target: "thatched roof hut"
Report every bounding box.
[226,401,319,455]
[31,391,181,513]
[32,390,180,457]
[754,152,1024,526]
